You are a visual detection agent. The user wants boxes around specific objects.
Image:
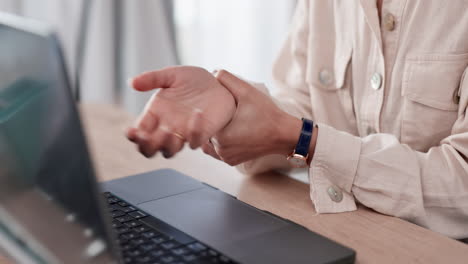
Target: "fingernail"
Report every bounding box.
[193,108,203,113]
[127,133,136,142]
[127,77,134,88]
[162,150,172,159]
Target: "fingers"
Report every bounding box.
[130,67,176,91]
[214,69,250,101]
[202,141,221,160]
[135,129,167,158]
[158,125,185,158]
[131,125,185,158]
[135,109,158,133]
[126,127,139,143]
[129,110,208,157]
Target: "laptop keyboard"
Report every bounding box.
[104,192,238,264]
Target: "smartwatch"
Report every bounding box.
[287,118,314,168]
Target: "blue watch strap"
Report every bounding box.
[295,118,314,157]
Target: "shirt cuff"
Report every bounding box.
[309,123,362,213]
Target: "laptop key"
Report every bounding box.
[122,206,137,213]
[133,225,151,233]
[139,243,157,252]
[182,254,198,262]
[116,215,135,223]
[130,238,147,248]
[121,243,135,251]
[118,201,129,207]
[111,210,126,218]
[127,249,143,258]
[159,255,177,263]
[108,197,120,204]
[112,220,122,228]
[151,236,169,244]
[149,249,165,258]
[142,231,158,239]
[121,231,140,241]
[187,242,207,253]
[124,220,141,228]
[171,247,190,256]
[161,241,180,250]
[116,226,130,234]
[129,210,148,219]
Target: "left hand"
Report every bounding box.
[126,66,236,158]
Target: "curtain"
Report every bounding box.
[0,0,178,115]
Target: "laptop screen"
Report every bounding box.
[0,16,116,262]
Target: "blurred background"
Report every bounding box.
[0,0,296,114]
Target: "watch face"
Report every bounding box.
[288,156,308,168]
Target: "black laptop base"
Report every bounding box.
[101,169,355,264]
[105,191,238,264]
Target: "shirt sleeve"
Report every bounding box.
[236,0,313,175]
[311,67,468,239]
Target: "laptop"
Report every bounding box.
[0,13,355,264]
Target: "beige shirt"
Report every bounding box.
[239,0,468,239]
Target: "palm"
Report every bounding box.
[133,66,236,148]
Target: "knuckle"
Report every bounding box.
[188,126,202,139]
[225,159,236,166]
[215,69,229,80]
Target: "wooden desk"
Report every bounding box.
[1,104,468,264]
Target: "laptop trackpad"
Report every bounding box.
[138,187,288,247]
[101,169,205,205]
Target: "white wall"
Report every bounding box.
[174,0,295,90]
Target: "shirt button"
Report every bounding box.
[371,73,382,90]
[319,69,333,86]
[383,13,395,31]
[327,186,343,203]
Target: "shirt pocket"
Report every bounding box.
[306,44,356,131]
[401,53,468,151]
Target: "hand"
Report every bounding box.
[201,70,307,166]
[126,66,236,158]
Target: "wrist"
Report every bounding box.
[275,113,319,165]
[275,113,303,156]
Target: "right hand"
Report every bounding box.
[126,66,236,158]
[201,70,304,166]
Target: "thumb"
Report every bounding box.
[130,67,176,92]
[214,69,250,101]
